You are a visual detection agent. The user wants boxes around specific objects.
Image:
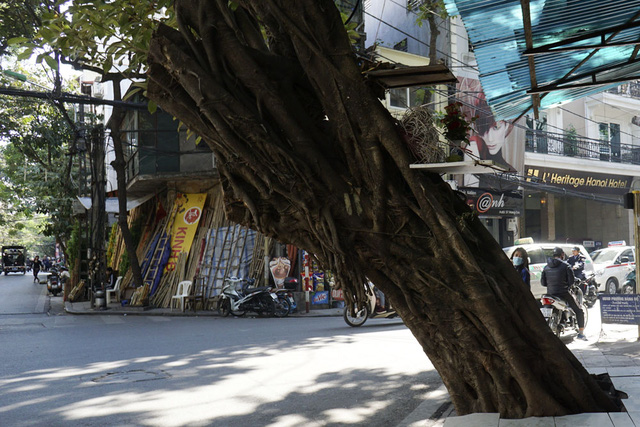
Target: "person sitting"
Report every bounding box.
[567,246,586,281]
[541,247,587,340]
[105,267,117,290]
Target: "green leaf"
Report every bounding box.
[123,87,142,101]
[43,55,59,71]
[7,37,29,46]
[148,100,157,114]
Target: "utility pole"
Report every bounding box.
[634,191,640,340]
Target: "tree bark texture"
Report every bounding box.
[145,0,619,417]
[108,79,144,288]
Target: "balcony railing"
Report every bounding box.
[525,130,640,165]
[606,81,640,99]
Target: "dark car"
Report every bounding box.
[622,270,636,294]
[2,246,26,275]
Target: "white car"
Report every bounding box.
[503,243,594,299]
[590,245,635,294]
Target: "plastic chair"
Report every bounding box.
[171,280,192,312]
[106,276,122,304]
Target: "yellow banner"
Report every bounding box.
[165,193,207,272]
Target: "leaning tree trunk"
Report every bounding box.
[145,0,619,417]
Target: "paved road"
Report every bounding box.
[0,273,444,426]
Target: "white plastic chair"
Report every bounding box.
[171,280,192,312]
[106,276,122,304]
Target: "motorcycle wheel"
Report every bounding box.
[582,304,589,329]
[273,298,290,318]
[547,311,561,337]
[623,284,635,294]
[218,298,231,317]
[343,305,369,327]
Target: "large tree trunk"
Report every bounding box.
[145,0,619,417]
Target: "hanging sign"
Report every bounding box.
[269,257,291,288]
[600,295,640,325]
[166,193,207,271]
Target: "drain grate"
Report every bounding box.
[92,369,170,384]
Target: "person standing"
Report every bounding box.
[32,255,42,283]
[541,247,587,340]
[510,247,531,288]
[567,246,586,281]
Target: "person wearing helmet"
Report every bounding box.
[541,247,587,340]
[567,246,586,281]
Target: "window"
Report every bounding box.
[599,122,621,161]
[389,88,408,108]
[621,249,634,263]
[393,38,408,52]
[407,0,422,11]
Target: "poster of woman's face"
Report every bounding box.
[455,77,525,188]
[269,257,291,288]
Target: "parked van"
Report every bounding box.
[2,246,26,275]
[503,242,594,299]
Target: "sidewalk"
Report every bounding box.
[64,300,640,426]
[64,300,344,317]
[431,324,640,427]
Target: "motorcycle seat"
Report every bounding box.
[243,286,271,295]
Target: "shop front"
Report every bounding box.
[522,165,636,250]
[461,188,523,248]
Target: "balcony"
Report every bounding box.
[606,81,640,99]
[525,130,640,166]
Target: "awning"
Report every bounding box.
[444,0,640,120]
[365,64,457,88]
[76,193,155,213]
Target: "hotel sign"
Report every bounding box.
[525,166,631,195]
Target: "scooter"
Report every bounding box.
[218,277,289,318]
[578,274,598,308]
[47,266,62,296]
[274,277,298,314]
[540,282,588,337]
[343,282,399,327]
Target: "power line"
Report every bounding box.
[363,10,478,71]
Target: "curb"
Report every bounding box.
[64,301,344,318]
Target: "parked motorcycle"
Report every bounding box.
[274,277,298,314]
[540,282,588,337]
[46,266,62,296]
[343,282,399,327]
[218,277,289,318]
[578,274,598,308]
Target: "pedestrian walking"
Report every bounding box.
[32,255,42,283]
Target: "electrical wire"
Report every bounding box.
[364,10,479,71]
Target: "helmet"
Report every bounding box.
[553,247,565,257]
[572,246,580,252]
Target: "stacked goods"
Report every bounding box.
[130,284,150,306]
[68,280,86,302]
[150,252,188,307]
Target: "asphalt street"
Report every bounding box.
[0,272,444,426]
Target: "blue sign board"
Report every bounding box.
[312,291,329,305]
[600,295,640,325]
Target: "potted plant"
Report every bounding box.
[438,101,476,161]
[439,101,477,142]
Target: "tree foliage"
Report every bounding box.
[12,0,174,80]
[0,64,75,249]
